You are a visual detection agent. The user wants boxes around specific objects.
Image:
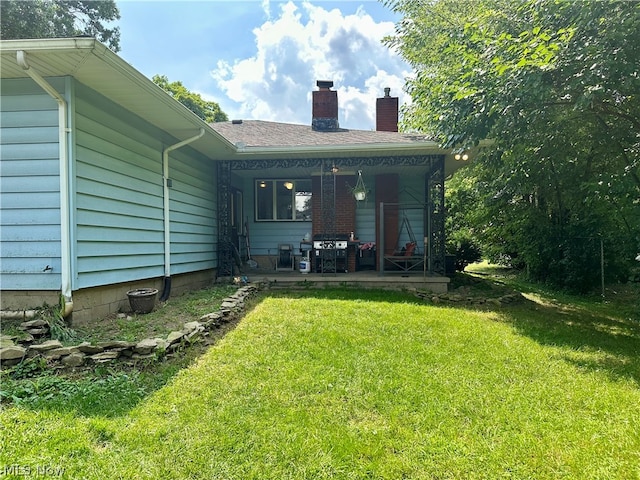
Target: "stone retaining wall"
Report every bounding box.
[414,287,525,306]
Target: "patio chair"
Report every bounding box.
[276,244,295,271]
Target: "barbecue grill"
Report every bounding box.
[313,233,349,273]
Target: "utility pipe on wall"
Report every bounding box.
[160,128,205,301]
[16,50,74,318]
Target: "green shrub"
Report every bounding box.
[447,231,482,271]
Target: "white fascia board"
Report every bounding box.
[232,141,446,157]
[89,43,237,152]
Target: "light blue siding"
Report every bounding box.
[0,78,62,290]
[1,93,62,111]
[1,155,60,176]
[0,109,58,127]
[355,183,376,243]
[73,81,216,288]
[1,126,58,144]
[352,175,426,248]
[1,76,218,293]
[167,147,217,274]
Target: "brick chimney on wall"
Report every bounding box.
[312,80,339,131]
[376,87,399,132]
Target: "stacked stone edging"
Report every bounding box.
[413,285,525,306]
[0,285,258,369]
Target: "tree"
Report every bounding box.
[152,75,228,124]
[0,0,121,52]
[385,0,640,291]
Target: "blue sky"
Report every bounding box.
[115,0,410,130]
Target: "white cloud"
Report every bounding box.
[262,0,271,19]
[211,1,411,130]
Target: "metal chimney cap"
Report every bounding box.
[384,87,391,97]
[316,80,334,89]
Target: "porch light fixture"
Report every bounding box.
[284,181,294,190]
[454,152,469,161]
[259,180,266,188]
[331,164,339,174]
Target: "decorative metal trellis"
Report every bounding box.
[228,155,443,171]
[217,161,234,277]
[318,160,338,274]
[426,156,445,275]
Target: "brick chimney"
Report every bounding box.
[376,87,398,132]
[312,80,339,131]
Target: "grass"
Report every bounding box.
[466,260,640,321]
[1,278,639,479]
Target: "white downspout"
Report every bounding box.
[16,50,73,318]
[160,129,205,301]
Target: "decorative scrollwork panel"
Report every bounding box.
[426,156,445,275]
[217,161,234,277]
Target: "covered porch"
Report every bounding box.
[215,153,451,293]
[209,83,466,294]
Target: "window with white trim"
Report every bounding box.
[255,179,312,221]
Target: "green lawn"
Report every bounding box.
[1,286,639,479]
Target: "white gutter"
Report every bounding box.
[16,50,74,318]
[228,136,495,158]
[232,141,444,157]
[160,129,205,300]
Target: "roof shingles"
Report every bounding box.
[209,120,435,148]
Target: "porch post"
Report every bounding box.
[217,161,234,277]
[379,202,385,274]
[426,156,446,275]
